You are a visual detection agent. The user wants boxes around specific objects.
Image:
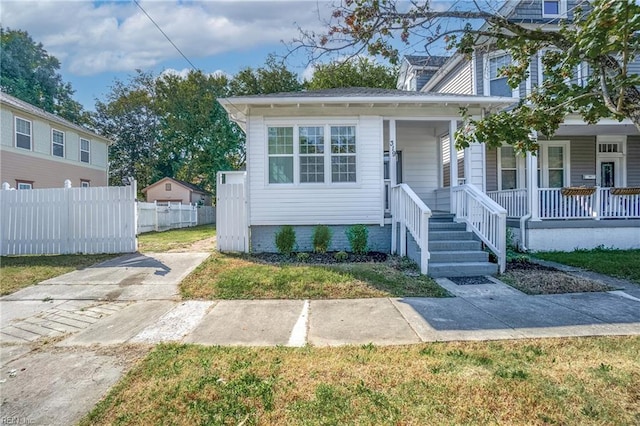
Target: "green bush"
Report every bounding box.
[296,252,310,262]
[312,225,332,254]
[346,224,369,254]
[275,225,296,256]
[334,251,348,262]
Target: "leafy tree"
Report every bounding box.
[295,0,640,150]
[0,27,90,126]
[305,57,397,89]
[229,54,302,95]
[93,71,160,190]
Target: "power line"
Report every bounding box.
[133,0,198,71]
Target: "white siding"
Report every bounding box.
[247,115,383,225]
[33,120,50,154]
[1,109,13,147]
[466,142,485,190]
[92,139,108,168]
[433,61,473,95]
[397,121,439,206]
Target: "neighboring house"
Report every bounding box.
[396,55,450,92]
[142,177,212,205]
[0,92,110,189]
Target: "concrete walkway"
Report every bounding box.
[1,251,639,424]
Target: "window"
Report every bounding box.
[542,0,566,17]
[15,117,32,150]
[165,183,172,191]
[330,126,356,183]
[16,181,33,190]
[547,146,564,187]
[500,147,518,190]
[299,126,325,183]
[52,129,65,157]
[268,127,294,184]
[81,180,90,188]
[80,138,90,163]
[487,54,513,97]
[539,141,570,188]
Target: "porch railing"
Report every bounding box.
[452,184,507,273]
[391,184,431,274]
[487,189,528,218]
[597,188,640,219]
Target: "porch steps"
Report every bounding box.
[427,214,498,278]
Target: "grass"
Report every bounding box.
[80,336,640,425]
[532,248,640,284]
[137,225,216,252]
[180,254,448,299]
[0,254,118,296]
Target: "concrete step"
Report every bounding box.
[429,240,482,251]
[428,222,466,231]
[428,262,498,278]
[429,214,455,223]
[429,231,475,241]
[429,250,489,263]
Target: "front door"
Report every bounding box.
[598,158,621,187]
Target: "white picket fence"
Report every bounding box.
[1,183,137,255]
[136,201,198,234]
[216,171,248,252]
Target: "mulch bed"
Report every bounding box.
[249,251,389,265]
[502,259,613,295]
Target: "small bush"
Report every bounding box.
[346,224,369,254]
[296,252,310,262]
[312,225,332,254]
[275,225,296,256]
[334,251,348,262]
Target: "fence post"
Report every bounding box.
[594,186,601,220]
[2,182,10,190]
[154,201,158,231]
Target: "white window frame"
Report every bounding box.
[596,135,627,188]
[329,125,357,184]
[542,0,567,18]
[81,180,90,188]
[16,181,33,190]
[52,128,65,158]
[265,120,358,187]
[80,138,91,163]
[15,117,32,150]
[483,51,518,98]
[298,126,326,184]
[538,140,570,188]
[497,145,526,191]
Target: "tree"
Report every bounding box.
[229,54,303,95]
[0,27,90,126]
[93,71,160,190]
[305,57,397,89]
[294,0,640,150]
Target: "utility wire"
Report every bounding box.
[133,0,198,70]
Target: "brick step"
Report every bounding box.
[428,262,498,278]
[429,250,489,263]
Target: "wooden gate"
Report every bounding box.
[216,171,248,252]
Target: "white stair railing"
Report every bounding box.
[390,184,432,274]
[452,184,507,273]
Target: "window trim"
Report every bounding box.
[16,180,33,190]
[539,140,570,188]
[497,145,526,191]
[483,51,518,98]
[15,116,32,151]
[51,128,65,158]
[264,121,359,187]
[80,138,91,163]
[596,135,627,188]
[80,180,91,188]
[542,0,567,18]
[165,183,172,191]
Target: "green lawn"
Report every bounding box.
[180,253,448,299]
[137,225,216,252]
[81,336,640,425]
[0,254,118,296]
[532,248,640,284]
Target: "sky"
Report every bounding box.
[1,0,341,110]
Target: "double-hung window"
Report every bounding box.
[299,126,324,183]
[15,117,32,150]
[80,138,90,163]
[52,129,65,157]
[539,141,570,188]
[268,127,294,184]
[487,54,513,97]
[499,146,518,190]
[267,124,357,185]
[330,126,356,183]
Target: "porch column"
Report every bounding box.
[526,147,540,221]
[390,119,398,254]
[449,120,458,214]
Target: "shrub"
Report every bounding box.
[296,252,310,262]
[275,225,296,256]
[346,224,369,254]
[334,251,348,262]
[312,225,332,254]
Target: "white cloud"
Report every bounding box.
[1,0,331,76]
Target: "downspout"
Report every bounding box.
[519,213,531,252]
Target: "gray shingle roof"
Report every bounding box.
[228,87,476,99]
[405,55,450,68]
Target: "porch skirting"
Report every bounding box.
[507,219,640,251]
[249,224,391,253]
